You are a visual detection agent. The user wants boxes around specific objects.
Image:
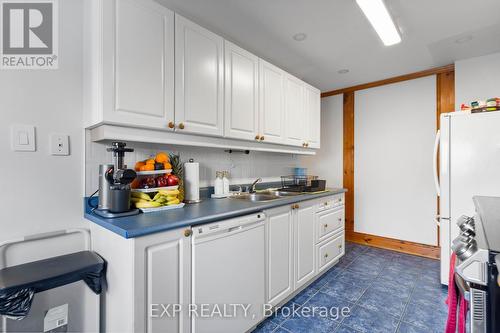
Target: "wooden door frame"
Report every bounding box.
[323,65,455,259]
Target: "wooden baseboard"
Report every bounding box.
[346,231,440,260]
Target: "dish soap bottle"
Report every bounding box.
[222,171,230,194]
[214,171,224,195]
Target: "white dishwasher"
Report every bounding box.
[192,213,266,333]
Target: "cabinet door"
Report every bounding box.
[284,75,306,146]
[294,201,316,289]
[305,85,321,148]
[105,0,174,129]
[265,206,294,306]
[141,228,191,333]
[259,60,286,144]
[224,41,259,140]
[175,14,224,137]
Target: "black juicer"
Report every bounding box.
[94,142,140,218]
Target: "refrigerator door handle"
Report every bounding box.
[433,130,441,197]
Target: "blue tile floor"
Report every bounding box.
[252,242,449,333]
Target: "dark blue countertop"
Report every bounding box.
[84,188,346,239]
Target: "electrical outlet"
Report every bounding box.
[50,134,70,156]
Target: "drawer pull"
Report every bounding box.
[184,229,192,237]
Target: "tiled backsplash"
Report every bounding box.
[85,134,300,195]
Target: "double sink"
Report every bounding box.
[229,190,301,202]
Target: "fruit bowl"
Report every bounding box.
[135,169,172,176]
[131,185,179,193]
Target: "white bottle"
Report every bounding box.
[222,171,230,194]
[214,171,224,195]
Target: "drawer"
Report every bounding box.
[317,233,344,273]
[316,208,344,243]
[316,194,344,212]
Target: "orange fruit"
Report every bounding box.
[139,165,148,171]
[155,152,169,163]
[144,164,155,171]
[145,158,155,165]
[134,161,145,171]
[163,162,172,170]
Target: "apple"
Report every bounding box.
[156,175,168,187]
[140,177,156,189]
[167,174,179,186]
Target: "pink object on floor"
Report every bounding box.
[445,253,469,333]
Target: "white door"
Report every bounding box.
[105,0,174,130]
[224,41,259,141]
[305,85,321,149]
[265,206,294,306]
[175,14,224,137]
[259,60,285,144]
[294,201,316,289]
[143,228,191,333]
[284,75,306,147]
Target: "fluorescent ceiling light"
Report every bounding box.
[356,0,401,46]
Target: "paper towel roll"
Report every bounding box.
[184,159,200,202]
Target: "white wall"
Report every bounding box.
[0,0,86,265]
[455,52,500,108]
[354,76,437,245]
[85,137,299,195]
[300,95,343,187]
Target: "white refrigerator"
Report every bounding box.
[436,111,500,285]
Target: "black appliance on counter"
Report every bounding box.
[452,196,500,333]
[279,175,326,193]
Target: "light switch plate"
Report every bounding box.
[50,134,70,156]
[11,124,36,151]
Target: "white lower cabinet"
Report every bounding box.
[317,233,345,273]
[264,206,294,306]
[90,224,192,333]
[294,201,317,289]
[264,194,345,311]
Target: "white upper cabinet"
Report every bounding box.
[305,84,321,149]
[224,41,259,141]
[284,75,306,147]
[259,60,286,144]
[84,2,321,150]
[84,0,175,130]
[175,14,224,137]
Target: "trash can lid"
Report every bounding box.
[0,251,105,295]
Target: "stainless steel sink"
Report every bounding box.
[229,193,281,202]
[260,190,301,197]
[229,190,301,202]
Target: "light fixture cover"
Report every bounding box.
[356,0,401,46]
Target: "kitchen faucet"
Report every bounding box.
[249,178,262,193]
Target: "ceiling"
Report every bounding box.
[156,0,500,92]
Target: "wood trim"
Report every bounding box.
[343,92,355,233]
[346,231,440,260]
[322,64,455,98]
[435,69,455,246]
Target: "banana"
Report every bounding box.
[152,193,163,201]
[166,195,178,201]
[131,192,152,201]
[159,189,179,196]
[167,198,180,205]
[135,201,162,208]
[131,197,149,203]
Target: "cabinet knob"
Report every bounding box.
[302,143,306,147]
[324,224,328,228]
[295,204,299,209]
[324,202,328,206]
[324,253,329,258]
[260,136,265,141]
[168,121,175,129]
[291,204,299,209]
[184,229,192,237]
[255,135,261,140]
[338,244,343,249]
[338,218,342,222]
[178,123,185,130]
[305,143,309,147]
